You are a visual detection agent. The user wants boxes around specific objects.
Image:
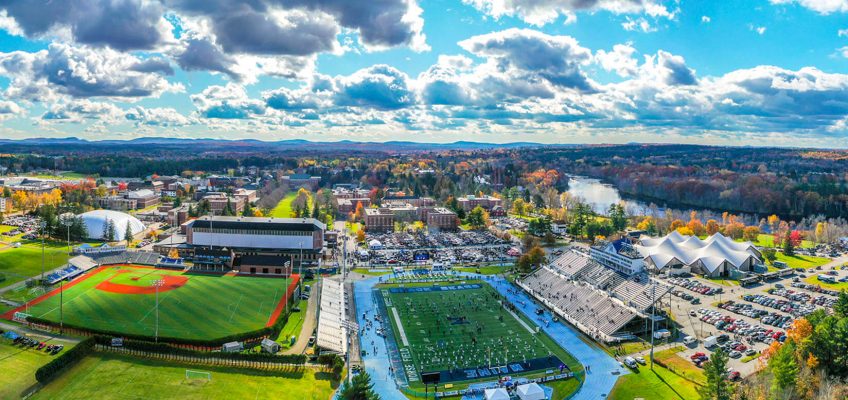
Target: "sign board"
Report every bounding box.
[111,337,124,347]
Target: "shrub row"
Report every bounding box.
[26,291,295,347]
[34,337,95,383]
[91,336,307,364]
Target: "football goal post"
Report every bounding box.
[185,370,212,382]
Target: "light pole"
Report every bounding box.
[40,221,46,286]
[152,279,164,342]
[649,282,656,370]
[59,280,64,334]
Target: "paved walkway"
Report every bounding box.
[283,280,319,355]
[353,273,626,400]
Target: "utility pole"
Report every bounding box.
[153,279,164,342]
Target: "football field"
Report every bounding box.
[5,265,298,340]
[381,280,576,385]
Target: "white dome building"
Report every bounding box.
[79,210,146,241]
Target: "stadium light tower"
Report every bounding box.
[152,279,165,342]
[40,220,46,285]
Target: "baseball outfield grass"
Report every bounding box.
[6,265,298,340]
[31,353,338,400]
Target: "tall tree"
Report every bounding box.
[782,229,794,256]
[702,348,731,400]
[338,371,380,400]
[124,220,134,245]
[770,341,799,396]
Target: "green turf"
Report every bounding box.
[381,281,580,384]
[31,353,338,400]
[608,359,702,400]
[0,337,76,399]
[22,265,294,340]
[0,244,71,289]
[772,252,831,269]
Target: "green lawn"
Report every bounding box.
[276,299,308,348]
[351,268,391,276]
[31,353,338,400]
[772,252,830,269]
[745,234,815,249]
[0,337,76,399]
[0,243,71,289]
[18,265,297,340]
[345,222,362,234]
[453,265,511,275]
[609,359,702,400]
[270,192,313,218]
[381,280,582,394]
[803,275,848,291]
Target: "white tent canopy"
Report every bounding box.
[484,388,511,400]
[637,232,761,273]
[516,382,546,400]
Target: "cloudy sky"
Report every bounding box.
[0,0,847,146]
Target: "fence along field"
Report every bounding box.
[3,265,299,341]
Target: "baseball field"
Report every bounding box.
[3,265,298,340]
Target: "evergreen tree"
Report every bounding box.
[769,340,799,396]
[312,198,320,219]
[834,290,848,318]
[702,348,731,400]
[338,371,380,400]
[102,218,111,241]
[124,220,134,245]
[608,204,627,232]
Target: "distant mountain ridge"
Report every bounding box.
[0,137,561,151]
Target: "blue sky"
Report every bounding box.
[0,0,847,146]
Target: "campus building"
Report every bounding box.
[590,238,645,276]
[457,195,502,211]
[424,207,459,231]
[364,208,394,232]
[185,216,325,275]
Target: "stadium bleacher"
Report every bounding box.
[519,250,671,342]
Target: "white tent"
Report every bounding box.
[485,388,510,400]
[516,383,546,400]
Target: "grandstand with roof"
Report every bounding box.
[520,250,671,343]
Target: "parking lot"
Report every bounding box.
[663,266,847,378]
[360,231,516,267]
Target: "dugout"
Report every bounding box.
[222,341,243,353]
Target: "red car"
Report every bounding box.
[728,371,741,381]
[690,352,705,360]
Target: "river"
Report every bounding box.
[565,176,759,225]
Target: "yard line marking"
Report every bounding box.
[503,305,535,334]
[391,307,410,347]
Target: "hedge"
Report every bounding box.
[35,337,95,383]
[92,336,307,364]
[26,291,295,347]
